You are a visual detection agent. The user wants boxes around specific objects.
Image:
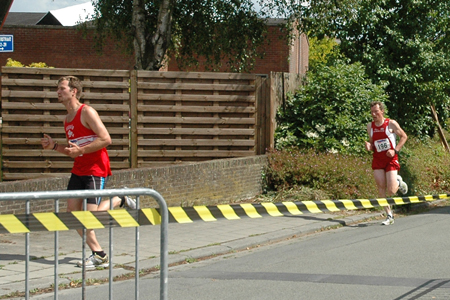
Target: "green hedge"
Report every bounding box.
[265,136,450,201]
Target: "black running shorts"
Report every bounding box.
[67,173,109,205]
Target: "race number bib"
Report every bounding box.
[374,138,391,152]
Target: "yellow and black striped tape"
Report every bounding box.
[0,208,162,234]
[0,194,447,234]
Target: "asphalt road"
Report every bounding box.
[30,206,450,300]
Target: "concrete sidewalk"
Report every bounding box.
[0,210,381,298]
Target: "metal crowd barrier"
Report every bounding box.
[0,188,168,300]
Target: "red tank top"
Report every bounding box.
[64,104,112,177]
[370,118,397,161]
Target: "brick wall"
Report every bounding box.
[0,25,134,69]
[0,155,268,215]
[0,23,299,74]
[166,25,291,74]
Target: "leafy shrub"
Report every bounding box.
[275,59,388,155]
[265,136,450,201]
[400,136,450,195]
[308,36,340,70]
[265,147,377,200]
[5,58,53,68]
[28,62,53,68]
[5,58,24,67]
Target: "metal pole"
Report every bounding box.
[109,197,113,300]
[154,192,169,300]
[25,199,30,300]
[135,196,140,300]
[82,198,86,300]
[54,199,59,300]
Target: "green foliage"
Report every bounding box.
[401,136,450,195]
[303,0,450,138]
[275,59,388,154]
[90,0,272,71]
[5,58,23,67]
[265,148,377,199]
[28,62,53,68]
[173,0,269,72]
[5,58,53,68]
[308,37,340,70]
[266,136,450,200]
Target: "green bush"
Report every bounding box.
[265,136,450,201]
[400,137,450,196]
[275,59,388,155]
[266,147,377,200]
[5,58,53,68]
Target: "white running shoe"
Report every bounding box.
[382,215,394,225]
[397,175,408,195]
[120,196,136,209]
[77,254,109,268]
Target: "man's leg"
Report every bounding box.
[98,196,122,211]
[386,170,399,196]
[67,198,104,252]
[67,197,85,238]
[70,200,109,268]
[98,195,136,210]
[84,203,104,252]
[373,169,394,225]
[373,169,387,197]
[67,175,110,267]
[383,170,400,219]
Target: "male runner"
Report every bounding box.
[41,76,135,267]
[364,101,408,225]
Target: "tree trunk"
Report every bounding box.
[132,0,148,70]
[430,104,450,153]
[150,0,175,70]
[132,0,175,70]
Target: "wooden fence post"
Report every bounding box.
[255,76,268,155]
[0,116,2,182]
[130,70,138,168]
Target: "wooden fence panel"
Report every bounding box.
[1,67,130,180]
[134,71,257,168]
[0,68,266,180]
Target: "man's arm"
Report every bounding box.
[364,122,373,151]
[388,119,408,157]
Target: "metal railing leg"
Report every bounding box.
[25,199,30,300]
[109,197,114,300]
[54,198,59,300]
[82,198,87,300]
[135,196,140,300]
[154,192,169,300]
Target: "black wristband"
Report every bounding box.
[52,142,58,151]
[394,149,399,155]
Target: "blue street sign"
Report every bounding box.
[0,35,13,52]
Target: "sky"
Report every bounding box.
[8,0,291,17]
[9,0,91,12]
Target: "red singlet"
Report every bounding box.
[370,118,400,171]
[64,104,112,177]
